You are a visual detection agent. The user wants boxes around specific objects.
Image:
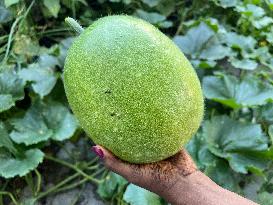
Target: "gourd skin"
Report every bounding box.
[64,15,204,163]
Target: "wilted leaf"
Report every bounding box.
[0,69,25,112]
[123,184,162,205]
[203,115,269,174]
[0,148,44,178]
[203,74,273,108]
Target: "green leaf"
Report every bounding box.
[97,172,128,199]
[41,100,78,141]
[205,158,241,192]
[156,0,175,16]
[256,103,273,122]
[9,100,77,145]
[123,184,162,205]
[230,58,258,70]
[4,0,18,7]
[257,192,273,205]
[0,121,17,155]
[269,125,273,142]
[223,32,256,52]
[142,0,160,7]
[135,9,172,28]
[213,0,239,8]
[174,22,231,62]
[252,16,273,29]
[173,22,214,56]
[43,0,60,18]
[0,6,13,23]
[203,115,269,174]
[186,132,216,169]
[0,70,25,112]
[9,103,53,146]
[236,4,265,18]
[19,54,59,98]
[0,149,44,178]
[202,74,273,108]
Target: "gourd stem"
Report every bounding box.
[65,17,84,35]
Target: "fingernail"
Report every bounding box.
[91,146,104,159]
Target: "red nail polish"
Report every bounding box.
[91,146,104,159]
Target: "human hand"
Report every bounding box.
[92,145,258,205]
[91,145,197,202]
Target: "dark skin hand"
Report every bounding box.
[92,145,258,205]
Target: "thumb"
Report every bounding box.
[91,145,133,180]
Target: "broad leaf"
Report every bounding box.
[9,100,77,145]
[203,74,273,108]
[205,158,241,192]
[213,0,239,8]
[142,0,160,7]
[186,132,216,170]
[135,9,172,28]
[19,54,58,98]
[230,58,258,70]
[0,69,25,112]
[173,22,214,56]
[203,115,269,174]
[41,100,78,141]
[0,121,17,155]
[123,184,162,205]
[0,149,44,178]
[257,192,273,205]
[174,22,231,63]
[4,0,18,7]
[97,172,128,199]
[9,103,53,145]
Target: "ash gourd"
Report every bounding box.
[64,16,204,164]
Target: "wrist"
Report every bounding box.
[162,171,258,205]
[162,171,217,205]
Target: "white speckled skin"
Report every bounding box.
[64,15,204,163]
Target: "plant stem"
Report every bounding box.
[44,155,100,184]
[0,192,19,205]
[54,178,88,193]
[65,17,84,35]
[2,0,35,65]
[34,169,42,196]
[35,173,80,200]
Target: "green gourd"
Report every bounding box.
[64,15,204,163]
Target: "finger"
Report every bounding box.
[91,145,133,180]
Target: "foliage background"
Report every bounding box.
[0,0,273,204]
